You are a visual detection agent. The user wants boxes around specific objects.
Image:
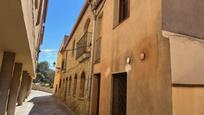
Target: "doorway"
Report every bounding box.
[112,72,127,115]
[91,74,101,115]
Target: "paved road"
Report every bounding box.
[15,90,75,115]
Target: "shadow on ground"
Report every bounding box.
[27,94,73,115]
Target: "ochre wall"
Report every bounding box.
[172,86,204,115]
[94,0,172,115]
[53,51,63,96]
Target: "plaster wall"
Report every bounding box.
[21,0,36,74]
[172,86,204,115]
[94,0,172,115]
[164,32,204,84]
[20,0,47,77]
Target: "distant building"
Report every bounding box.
[0,0,48,115]
[54,0,204,115]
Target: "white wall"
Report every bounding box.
[168,33,204,84]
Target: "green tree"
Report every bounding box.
[34,61,55,87]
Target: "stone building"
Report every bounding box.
[54,0,204,115]
[0,0,48,115]
[54,3,93,115]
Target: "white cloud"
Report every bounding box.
[41,49,57,53]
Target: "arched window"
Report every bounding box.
[84,18,90,33]
[73,74,77,97]
[80,72,86,97]
[63,79,65,98]
[68,76,72,96]
[72,40,75,56]
[64,77,68,101]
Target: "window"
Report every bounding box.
[36,0,43,25]
[79,72,86,97]
[68,76,72,96]
[73,74,77,96]
[72,40,75,57]
[64,78,68,101]
[112,72,127,115]
[63,79,65,95]
[113,0,129,27]
[35,0,38,9]
[61,59,65,71]
[96,13,103,38]
[84,18,90,33]
[95,13,103,63]
[59,79,62,88]
[119,0,129,23]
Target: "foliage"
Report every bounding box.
[34,61,55,88]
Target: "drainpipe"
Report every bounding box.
[86,4,96,115]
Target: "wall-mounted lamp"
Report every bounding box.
[126,57,132,64]
[140,52,146,61]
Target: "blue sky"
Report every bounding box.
[39,0,85,68]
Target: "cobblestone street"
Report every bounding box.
[15,90,74,115]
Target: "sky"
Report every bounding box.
[39,0,85,69]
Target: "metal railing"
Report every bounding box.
[76,32,92,59]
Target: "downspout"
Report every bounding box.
[86,6,96,115]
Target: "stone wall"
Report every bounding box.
[32,84,53,93]
[55,4,93,115]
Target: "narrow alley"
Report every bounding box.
[15,90,75,115]
[0,0,204,115]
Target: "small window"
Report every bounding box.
[95,13,103,63]
[113,0,129,27]
[73,74,77,96]
[119,0,129,23]
[72,40,75,57]
[68,76,72,96]
[61,59,65,70]
[59,79,62,88]
[35,0,38,9]
[96,13,103,38]
[79,72,86,97]
[84,18,90,33]
[64,78,68,101]
[36,0,43,25]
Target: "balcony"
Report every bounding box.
[76,32,92,62]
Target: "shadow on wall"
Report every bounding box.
[27,95,73,115]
